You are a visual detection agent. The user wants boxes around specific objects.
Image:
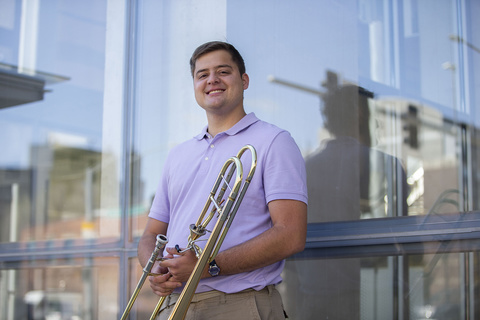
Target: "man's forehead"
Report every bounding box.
[194,50,235,71]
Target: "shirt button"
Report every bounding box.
[205,157,209,161]
[210,144,215,148]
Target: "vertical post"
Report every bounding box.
[7,183,19,320]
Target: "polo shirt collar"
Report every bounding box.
[194,112,259,141]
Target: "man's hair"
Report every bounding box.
[190,41,246,76]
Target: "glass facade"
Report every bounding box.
[0,0,479,319]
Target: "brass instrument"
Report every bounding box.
[121,145,257,320]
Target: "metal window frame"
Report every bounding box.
[293,211,480,260]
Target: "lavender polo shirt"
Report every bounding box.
[148,112,307,293]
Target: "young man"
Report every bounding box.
[138,41,307,320]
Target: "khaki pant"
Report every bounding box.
[157,285,286,320]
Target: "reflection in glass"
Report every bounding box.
[303,69,463,222]
[281,251,475,320]
[306,71,408,223]
[374,98,462,217]
[0,257,118,320]
[0,0,125,244]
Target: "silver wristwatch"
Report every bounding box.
[208,259,220,277]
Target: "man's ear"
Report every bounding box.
[242,73,250,90]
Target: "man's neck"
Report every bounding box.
[206,108,247,137]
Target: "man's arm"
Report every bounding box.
[137,217,168,268]
[214,199,307,275]
[162,199,307,281]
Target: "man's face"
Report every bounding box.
[193,50,249,116]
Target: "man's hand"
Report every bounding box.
[148,272,181,297]
[148,251,182,297]
[159,247,205,283]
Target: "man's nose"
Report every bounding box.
[207,74,219,84]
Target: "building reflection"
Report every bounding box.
[306,71,408,223]
[275,68,474,319]
[0,142,149,243]
[282,71,409,319]
[0,142,146,319]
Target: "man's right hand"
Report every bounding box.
[148,272,182,296]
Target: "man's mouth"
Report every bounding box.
[207,89,225,95]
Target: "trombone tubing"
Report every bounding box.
[165,144,257,320]
[126,145,256,320]
[121,234,168,320]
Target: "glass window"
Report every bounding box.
[0,256,119,319]
[132,1,479,319]
[226,0,468,220]
[132,0,477,232]
[281,252,478,319]
[134,0,477,224]
[0,0,127,243]
[1,0,478,319]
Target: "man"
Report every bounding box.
[138,41,307,320]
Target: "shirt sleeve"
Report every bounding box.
[263,131,308,205]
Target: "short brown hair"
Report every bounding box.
[190,41,246,76]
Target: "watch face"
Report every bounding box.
[209,265,220,277]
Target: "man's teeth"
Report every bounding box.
[209,90,224,94]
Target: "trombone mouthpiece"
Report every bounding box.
[156,234,168,247]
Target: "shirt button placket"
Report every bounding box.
[205,143,214,161]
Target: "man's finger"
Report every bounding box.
[165,246,186,255]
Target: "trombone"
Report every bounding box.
[121,144,257,320]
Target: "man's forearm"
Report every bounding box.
[214,200,307,276]
[138,218,169,268]
[137,232,158,268]
[214,223,305,276]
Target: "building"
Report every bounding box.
[0,1,479,319]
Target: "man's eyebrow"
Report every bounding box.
[216,64,233,70]
[195,64,233,76]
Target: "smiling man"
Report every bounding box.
[138,41,308,320]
